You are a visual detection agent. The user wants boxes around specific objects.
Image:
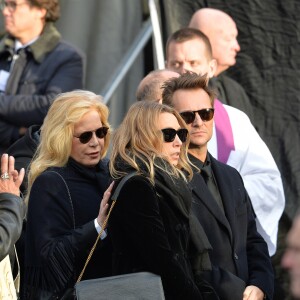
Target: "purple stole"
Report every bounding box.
[214,99,235,163]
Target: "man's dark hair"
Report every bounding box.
[162,72,215,107]
[29,0,60,22]
[166,27,213,60]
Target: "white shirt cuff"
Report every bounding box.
[94,219,107,240]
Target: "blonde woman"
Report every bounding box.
[23,90,113,299]
[109,101,218,300]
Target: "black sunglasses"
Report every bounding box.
[74,126,109,144]
[161,128,188,143]
[180,108,214,124]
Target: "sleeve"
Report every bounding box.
[228,108,285,256]
[112,175,203,300]
[24,171,98,293]
[245,190,274,300]
[0,193,25,261]
[0,49,85,127]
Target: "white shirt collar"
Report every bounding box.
[14,36,39,52]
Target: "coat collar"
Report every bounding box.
[0,22,61,63]
[154,160,191,221]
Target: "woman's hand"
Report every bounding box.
[0,154,25,196]
[97,181,114,227]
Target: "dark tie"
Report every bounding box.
[5,48,27,94]
[201,166,224,212]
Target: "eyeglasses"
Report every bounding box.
[180,108,214,124]
[74,127,109,144]
[0,0,28,12]
[161,128,188,143]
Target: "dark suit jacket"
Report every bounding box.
[189,153,274,300]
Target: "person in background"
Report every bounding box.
[109,101,218,300]
[188,8,253,120]
[281,211,300,299]
[23,90,113,299]
[7,124,40,194]
[0,0,85,153]
[0,153,25,298]
[0,153,25,260]
[165,27,285,258]
[162,72,274,300]
[136,69,179,103]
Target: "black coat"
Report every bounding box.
[109,164,218,300]
[23,158,112,299]
[189,153,274,300]
[0,23,85,152]
[7,124,40,194]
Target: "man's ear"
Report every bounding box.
[207,59,217,78]
[37,7,47,20]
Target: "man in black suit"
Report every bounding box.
[162,72,274,300]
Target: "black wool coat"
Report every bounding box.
[109,164,218,300]
[189,153,274,300]
[23,158,112,299]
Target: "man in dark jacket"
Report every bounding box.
[0,153,25,260]
[0,0,85,153]
[162,72,274,300]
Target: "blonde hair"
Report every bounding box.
[26,90,110,202]
[109,101,193,183]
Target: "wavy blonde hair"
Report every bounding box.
[109,101,193,183]
[26,90,110,202]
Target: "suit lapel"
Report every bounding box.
[209,154,237,242]
[189,155,233,241]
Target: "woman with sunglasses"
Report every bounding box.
[23,90,113,299]
[109,101,218,300]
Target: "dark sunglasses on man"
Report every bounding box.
[161,128,188,143]
[74,126,109,144]
[180,108,214,124]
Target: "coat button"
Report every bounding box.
[234,253,239,260]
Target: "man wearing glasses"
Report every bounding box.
[0,0,84,153]
[165,28,285,259]
[162,72,274,300]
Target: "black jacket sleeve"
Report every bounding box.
[0,192,25,261]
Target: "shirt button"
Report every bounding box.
[234,253,239,260]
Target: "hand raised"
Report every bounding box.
[0,154,25,196]
[97,181,115,227]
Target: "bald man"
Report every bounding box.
[136,69,179,103]
[189,8,254,120]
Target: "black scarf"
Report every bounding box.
[114,156,212,271]
[67,157,111,192]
